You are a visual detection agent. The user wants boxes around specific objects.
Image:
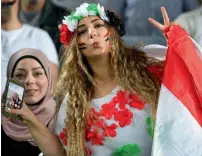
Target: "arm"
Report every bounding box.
[27,116,65,156]
[8,104,65,156]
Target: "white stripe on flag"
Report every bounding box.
[152,85,202,156]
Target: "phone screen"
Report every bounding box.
[3,81,25,118]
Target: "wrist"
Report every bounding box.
[163,24,181,38]
[27,115,39,129]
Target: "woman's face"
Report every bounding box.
[13,58,48,104]
[76,16,111,58]
[12,93,18,99]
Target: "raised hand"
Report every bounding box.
[148,7,171,33]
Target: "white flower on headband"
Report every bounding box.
[61,3,109,32]
[97,3,109,22]
[88,11,97,16]
[74,3,89,17]
[62,16,78,32]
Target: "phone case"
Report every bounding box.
[2,78,25,120]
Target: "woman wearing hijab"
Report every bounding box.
[1,48,56,156]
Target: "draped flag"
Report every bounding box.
[152,25,202,156]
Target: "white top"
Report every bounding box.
[175,7,202,47]
[1,24,59,95]
[55,86,153,156]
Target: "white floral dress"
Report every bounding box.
[55,86,154,156]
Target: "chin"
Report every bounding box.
[88,50,109,58]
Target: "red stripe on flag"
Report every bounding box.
[163,25,202,127]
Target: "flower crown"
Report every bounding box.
[59,3,125,46]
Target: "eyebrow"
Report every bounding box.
[15,67,43,71]
[77,18,102,29]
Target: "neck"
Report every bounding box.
[1,1,21,31]
[87,54,114,84]
[21,1,46,12]
[2,18,22,31]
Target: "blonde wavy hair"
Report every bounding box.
[55,24,161,156]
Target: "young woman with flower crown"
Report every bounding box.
[7,2,200,156]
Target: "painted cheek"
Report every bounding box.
[104,32,110,41]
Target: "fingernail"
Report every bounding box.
[8,108,11,112]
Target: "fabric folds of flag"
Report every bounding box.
[152,25,202,156]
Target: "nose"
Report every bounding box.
[88,27,97,38]
[25,73,35,85]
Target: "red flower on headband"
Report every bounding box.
[59,24,73,45]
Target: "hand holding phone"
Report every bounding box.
[8,103,39,126]
[2,78,25,120]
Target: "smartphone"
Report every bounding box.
[2,78,25,119]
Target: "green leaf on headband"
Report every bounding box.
[72,15,82,20]
[70,11,82,21]
[112,144,142,156]
[87,3,98,14]
[71,11,76,17]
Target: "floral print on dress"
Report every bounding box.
[59,128,67,145]
[58,90,148,155]
[146,117,154,138]
[114,108,133,127]
[112,144,142,156]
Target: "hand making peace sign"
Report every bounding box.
[148,7,172,34]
